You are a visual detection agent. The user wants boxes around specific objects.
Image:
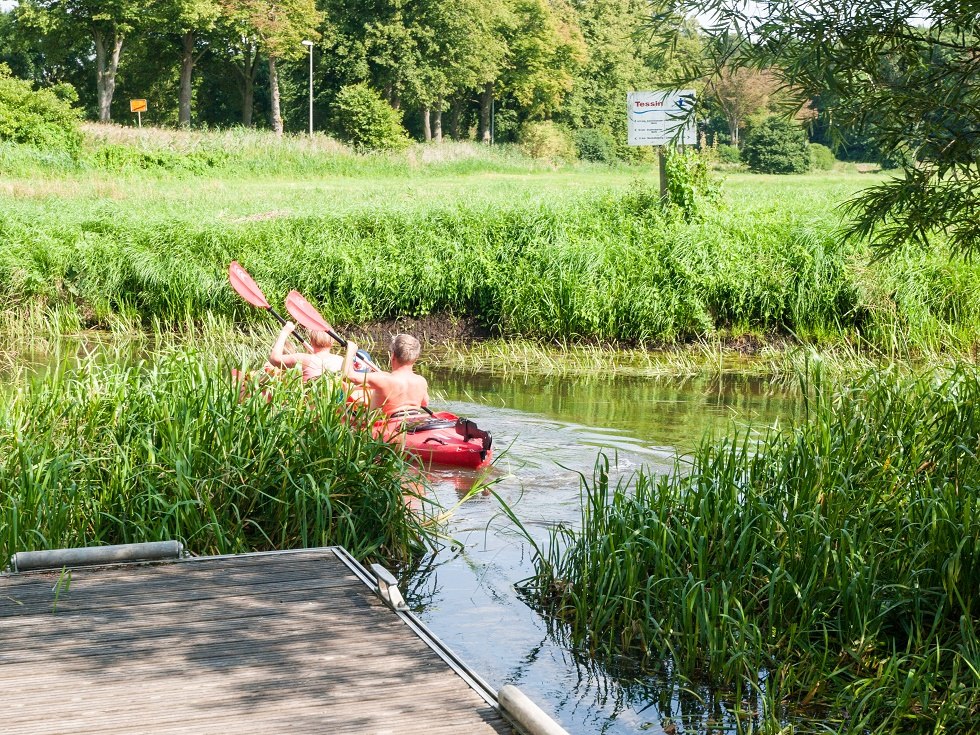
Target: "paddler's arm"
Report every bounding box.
[268,321,301,368]
[343,341,386,385]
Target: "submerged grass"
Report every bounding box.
[523,363,980,733]
[0,346,432,568]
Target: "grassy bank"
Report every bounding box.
[0,346,431,568]
[520,365,980,732]
[1,127,979,359]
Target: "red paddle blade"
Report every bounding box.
[285,290,331,332]
[228,261,271,309]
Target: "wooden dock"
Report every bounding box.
[0,547,516,734]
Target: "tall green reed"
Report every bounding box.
[523,363,980,732]
[0,347,431,567]
[3,134,979,357]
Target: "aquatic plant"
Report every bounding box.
[523,363,980,732]
[0,347,431,567]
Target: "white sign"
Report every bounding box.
[627,90,697,146]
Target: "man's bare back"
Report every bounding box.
[345,334,429,416]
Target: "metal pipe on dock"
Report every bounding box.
[498,685,570,735]
[9,541,184,572]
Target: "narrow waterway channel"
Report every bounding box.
[412,368,801,735]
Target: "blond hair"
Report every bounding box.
[308,329,334,349]
[389,333,421,364]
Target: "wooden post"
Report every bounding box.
[658,146,667,200]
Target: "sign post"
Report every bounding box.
[627,90,696,199]
[130,99,148,128]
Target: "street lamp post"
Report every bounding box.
[301,40,314,136]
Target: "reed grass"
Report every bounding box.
[0,346,432,568]
[426,338,885,381]
[2,129,979,358]
[522,363,980,733]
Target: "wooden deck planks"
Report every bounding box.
[0,548,513,735]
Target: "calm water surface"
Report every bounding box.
[411,368,801,735]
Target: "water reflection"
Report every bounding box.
[409,368,801,735]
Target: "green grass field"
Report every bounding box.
[2,126,978,359]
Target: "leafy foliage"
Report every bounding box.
[652,0,980,257]
[809,142,836,171]
[332,83,409,151]
[518,120,575,160]
[742,116,810,174]
[0,65,81,152]
[663,146,720,218]
[716,143,740,163]
[573,127,617,163]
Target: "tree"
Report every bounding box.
[502,0,586,120]
[741,116,810,173]
[159,0,221,127]
[407,0,501,142]
[652,0,980,257]
[216,3,262,126]
[560,1,703,157]
[18,0,144,122]
[224,0,321,136]
[705,66,779,147]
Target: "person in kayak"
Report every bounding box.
[343,333,429,416]
[267,320,344,381]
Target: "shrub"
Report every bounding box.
[332,84,409,152]
[809,142,836,170]
[0,64,82,154]
[518,121,576,161]
[742,117,811,174]
[717,143,741,164]
[492,108,520,143]
[574,128,617,163]
[664,147,722,220]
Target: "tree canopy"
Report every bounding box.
[653,0,980,257]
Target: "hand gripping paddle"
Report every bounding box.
[285,290,380,372]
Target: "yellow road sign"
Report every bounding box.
[130,99,148,113]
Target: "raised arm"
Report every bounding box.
[268,322,301,368]
[344,342,386,386]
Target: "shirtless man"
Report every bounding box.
[267,321,344,381]
[344,333,429,417]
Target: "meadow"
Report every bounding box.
[2,126,979,361]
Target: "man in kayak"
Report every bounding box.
[267,321,344,381]
[344,333,429,416]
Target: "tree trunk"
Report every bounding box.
[728,114,739,147]
[269,55,283,136]
[422,106,431,141]
[449,98,461,139]
[243,74,255,127]
[178,31,195,128]
[94,29,125,123]
[233,44,259,126]
[433,106,442,143]
[479,83,493,144]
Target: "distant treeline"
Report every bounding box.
[0,1,886,161]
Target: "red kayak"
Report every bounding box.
[374,411,493,469]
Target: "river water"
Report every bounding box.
[412,368,801,735]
